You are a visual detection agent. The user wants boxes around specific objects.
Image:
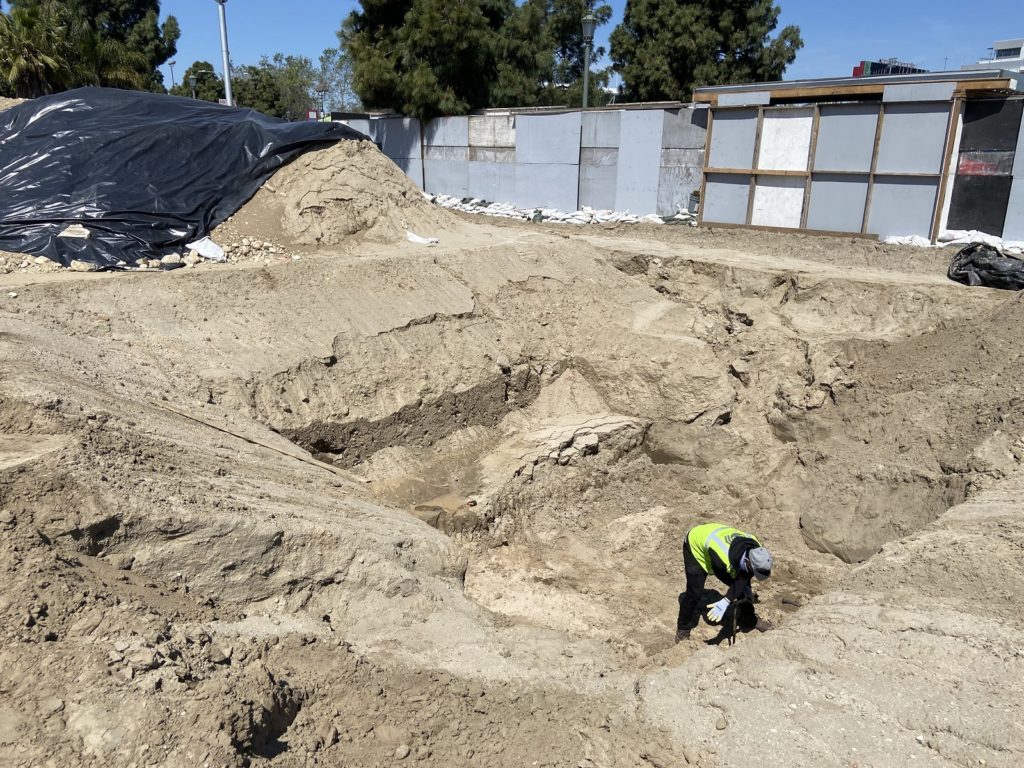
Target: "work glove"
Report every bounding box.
[705,598,730,623]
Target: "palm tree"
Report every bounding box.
[0,1,147,98]
[0,2,75,97]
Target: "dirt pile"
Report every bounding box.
[218,139,454,248]
[2,214,1023,767]
[0,97,24,113]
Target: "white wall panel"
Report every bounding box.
[757,108,813,171]
[751,176,805,228]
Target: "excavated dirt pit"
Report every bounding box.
[232,238,1009,659]
[3,141,1024,768]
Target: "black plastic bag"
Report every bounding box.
[0,87,365,267]
[948,242,1024,290]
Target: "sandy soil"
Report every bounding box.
[1,139,1022,768]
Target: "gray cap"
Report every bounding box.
[748,547,772,579]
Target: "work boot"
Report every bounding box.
[675,628,690,643]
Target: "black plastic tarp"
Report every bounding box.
[948,242,1024,290]
[0,87,365,267]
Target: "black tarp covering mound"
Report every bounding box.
[0,87,365,267]
[948,243,1024,291]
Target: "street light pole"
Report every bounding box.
[169,60,176,89]
[315,82,329,120]
[214,1,233,106]
[581,11,596,109]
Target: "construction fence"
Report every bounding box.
[337,106,709,217]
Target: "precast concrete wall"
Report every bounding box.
[341,106,708,216]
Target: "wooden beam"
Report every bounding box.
[704,167,809,177]
[696,77,1012,108]
[745,106,765,225]
[800,105,821,229]
[956,79,1013,92]
[698,221,877,240]
[697,108,715,226]
[861,104,886,234]
[931,98,964,242]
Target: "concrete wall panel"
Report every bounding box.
[814,104,879,172]
[517,112,582,164]
[581,147,618,167]
[377,117,422,159]
[580,165,618,210]
[339,118,373,141]
[702,173,750,225]
[709,109,758,169]
[469,114,515,147]
[424,159,469,197]
[719,91,770,107]
[513,163,579,211]
[424,146,469,161]
[615,110,665,213]
[469,161,515,202]
[582,111,621,148]
[469,147,515,163]
[660,148,703,168]
[392,156,423,189]
[662,108,709,149]
[866,177,938,237]
[657,165,704,216]
[757,107,813,171]
[876,104,950,175]
[883,83,955,102]
[1003,179,1024,240]
[1015,113,1024,177]
[425,116,469,147]
[751,176,805,228]
[806,174,869,232]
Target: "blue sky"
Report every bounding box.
[159,1,1020,89]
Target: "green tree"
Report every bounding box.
[0,1,75,97]
[318,46,360,112]
[490,0,553,107]
[11,0,179,91]
[547,0,611,87]
[168,60,224,102]
[270,53,316,121]
[0,0,148,97]
[342,0,517,119]
[229,55,316,120]
[610,0,803,102]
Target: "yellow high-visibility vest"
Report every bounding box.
[688,523,761,577]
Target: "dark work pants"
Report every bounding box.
[677,539,707,632]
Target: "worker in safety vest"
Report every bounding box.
[675,522,772,642]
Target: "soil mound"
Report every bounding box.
[0,97,24,113]
[221,139,453,247]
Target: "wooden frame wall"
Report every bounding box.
[698,99,963,241]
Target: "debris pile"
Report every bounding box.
[427,193,698,227]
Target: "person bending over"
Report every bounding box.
[675,522,772,642]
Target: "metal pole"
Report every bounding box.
[216,1,233,106]
[583,43,591,109]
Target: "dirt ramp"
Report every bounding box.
[221,139,454,246]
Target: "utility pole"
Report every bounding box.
[581,11,596,109]
[214,1,233,106]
